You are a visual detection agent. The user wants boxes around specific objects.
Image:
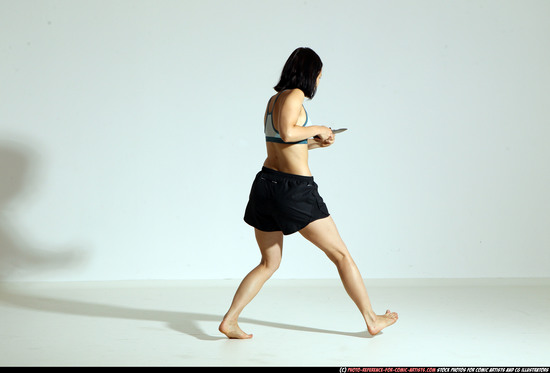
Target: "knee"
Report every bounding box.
[260,257,281,274]
[328,247,353,268]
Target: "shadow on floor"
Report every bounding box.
[0,285,370,341]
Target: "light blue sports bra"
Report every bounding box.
[264,92,309,145]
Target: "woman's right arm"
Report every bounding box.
[277,89,333,143]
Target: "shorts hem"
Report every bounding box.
[244,213,331,236]
[284,213,331,235]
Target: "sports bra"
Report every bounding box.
[264,92,309,145]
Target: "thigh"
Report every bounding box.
[254,229,284,265]
[299,216,349,262]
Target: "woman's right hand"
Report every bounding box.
[316,126,334,141]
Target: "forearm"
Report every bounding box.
[307,138,322,150]
[280,125,327,143]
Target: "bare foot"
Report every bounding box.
[219,318,253,339]
[366,309,398,336]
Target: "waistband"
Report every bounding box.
[260,167,314,183]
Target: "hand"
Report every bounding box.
[321,134,335,147]
[316,126,334,141]
[314,127,335,147]
[318,134,335,147]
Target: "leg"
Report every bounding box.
[299,216,398,335]
[219,228,283,339]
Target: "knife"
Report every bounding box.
[331,128,348,134]
[313,128,348,139]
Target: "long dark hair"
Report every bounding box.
[274,47,323,99]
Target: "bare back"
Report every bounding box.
[262,90,312,176]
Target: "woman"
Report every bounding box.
[219,47,398,339]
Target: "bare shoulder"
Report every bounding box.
[280,89,305,110]
[286,88,305,101]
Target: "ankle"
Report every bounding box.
[363,311,377,325]
[222,312,239,323]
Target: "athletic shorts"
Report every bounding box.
[243,167,330,235]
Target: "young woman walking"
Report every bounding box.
[219,47,398,339]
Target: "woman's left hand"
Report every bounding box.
[309,130,335,150]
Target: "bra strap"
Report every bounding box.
[267,92,283,114]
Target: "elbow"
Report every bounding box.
[279,130,293,143]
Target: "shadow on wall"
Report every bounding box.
[0,140,86,281]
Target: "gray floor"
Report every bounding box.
[0,278,549,366]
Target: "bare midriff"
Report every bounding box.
[263,142,311,176]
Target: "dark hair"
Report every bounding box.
[274,47,323,99]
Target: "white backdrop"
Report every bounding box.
[1,0,549,282]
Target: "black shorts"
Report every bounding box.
[244,167,330,235]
